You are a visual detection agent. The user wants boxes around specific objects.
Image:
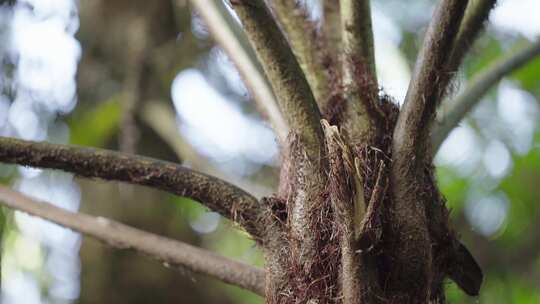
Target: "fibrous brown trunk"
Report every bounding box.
[258,94,481,304]
[0,0,499,302]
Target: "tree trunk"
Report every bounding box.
[257,96,481,303]
[2,0,522,303]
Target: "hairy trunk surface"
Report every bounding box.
[259,96,481,304]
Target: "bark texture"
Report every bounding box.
[0,137,263,239]
[2,0,521,303]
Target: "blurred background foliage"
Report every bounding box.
[0,0,539,303]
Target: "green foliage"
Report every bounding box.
[514,55,540,94]
[498,144,540,243]
[68,96,122,147]
[464,36,503,78]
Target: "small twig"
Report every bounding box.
[432,39,540,152]
[340,0,379,143]
[272,1,330,104]
[0,136,263,239]
[229,1,324,159]
[447,0,498,73]
[0,186,265,295]
[188,0,288,142]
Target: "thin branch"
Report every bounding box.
[447,0,498,73]
[340,0,379,143]
[394,0,468,160]
[271,1,330,104]
[229,1,324,158]
[0,137,263,239]
[188,0,288,142]
[0,186,265,295]
[432,39,540,152]
[119,17,147,155]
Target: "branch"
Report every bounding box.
[388,0,468,297]
[0,186,265,295]
[340,0,379,143]
[0,137,263,239]
[271,1,330,104]
[447,0,498,73]
[227,2,328,268]
[341,0,377,81]
[229,1,324,159]
[188,0,288,142]
[394,0,468,160]
[432,39,540,152]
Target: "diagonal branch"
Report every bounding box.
[432,39,540,152]
[388,0,468,298]
[340,0,379,143]
[0,186,265,295]
[447,0,498,73]
[271,1,331,104]
[394,0,468,160]
[0,137,263,239]
[209,4,328,295]
[188,0,288,142]
[229,1,324,159]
